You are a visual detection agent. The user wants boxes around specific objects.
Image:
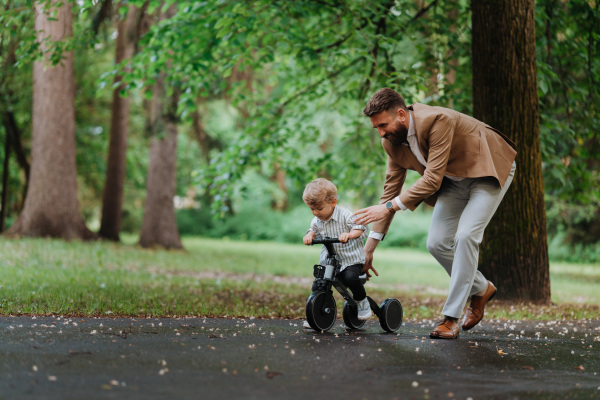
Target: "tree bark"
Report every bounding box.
[1,127,10,231]
[271,164,288,211]
[138,5,182,249]
[138,81,182,249]
[472,0,550,303]
[1,110,30,231]
[4,1,94,240]
[2,111,30,186]
[98,4,139,241]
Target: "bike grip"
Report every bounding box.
[311,237,341,245]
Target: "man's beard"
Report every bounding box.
[384,124,408,146]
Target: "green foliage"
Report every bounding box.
[548,232,600,264]
[0,1,36,228]
[117,0,474,216]
[536,0,600,232]
[1,0,598,256]
[176,207,214,236]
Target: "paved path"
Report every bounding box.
[1,316,599,399]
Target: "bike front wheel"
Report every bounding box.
[342,301,366,330]
[306,291,337,332]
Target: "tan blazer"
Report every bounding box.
[372,103,517,235]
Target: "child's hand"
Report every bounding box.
[303,232,315,245]
[338,232,350,243]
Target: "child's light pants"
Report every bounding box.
[427,162,516,319]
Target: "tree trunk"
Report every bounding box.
[138,81,182,249]
[2,111,30,189]
[4,1,94,240]
[192,108,212,164]
[271,164,288,211]
[1,128,10,231]
[99,4,139,241]
[472,0,550,303]
[139,5,182,249]
[1,33,31,229]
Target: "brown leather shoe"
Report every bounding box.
[462,281,496,331]
[429,317,459,339]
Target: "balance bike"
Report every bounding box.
[305,237,403,333]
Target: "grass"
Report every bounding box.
[0,236,599,320]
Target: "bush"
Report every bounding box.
[178,200,432,250]
[178,204,312,243]
[176,208,214,236]
[378,209,432,250]
[548,232,600,264]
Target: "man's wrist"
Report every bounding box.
[394,196,407,211]
[385,201,396,213]
[364,237,380,253]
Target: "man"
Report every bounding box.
[353,88,516,339]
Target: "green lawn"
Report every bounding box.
[0,237,598,320]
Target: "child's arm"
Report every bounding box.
[338,229,364,243]
[303,230,317,245]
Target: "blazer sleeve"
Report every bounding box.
[398,113,455,211]
[371,153,407,235]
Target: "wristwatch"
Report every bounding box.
[385,201,395,213]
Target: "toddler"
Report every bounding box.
[302,178,371,326]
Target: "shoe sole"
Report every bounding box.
[429,333,459,339]
[462,289,496,331]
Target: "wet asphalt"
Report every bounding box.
[1,316,599,400]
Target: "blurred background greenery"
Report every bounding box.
[1,0,598,264]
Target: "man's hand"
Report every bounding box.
[303,231,316,245]
[362,251,379,280]
[353,204,389,225]
[362,237,380,280]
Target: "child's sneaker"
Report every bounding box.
[357,297,372,320]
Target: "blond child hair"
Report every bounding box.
[303,178,337,208]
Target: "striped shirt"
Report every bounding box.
[308,206,368,270]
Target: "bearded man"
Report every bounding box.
[354,88,517,339]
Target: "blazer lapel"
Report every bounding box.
[410,109,430,163]
[399,144,426,175]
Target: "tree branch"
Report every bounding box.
[279,56,364,111]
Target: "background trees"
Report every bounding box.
[0,1,597,277]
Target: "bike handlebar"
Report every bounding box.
[311,237,341,245]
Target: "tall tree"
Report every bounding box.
[0,1,33,231]
[138,79,182,249]
[5,1,94,240]
[138,5,182,249]
[472,0,550,302]
[99,4,139,241]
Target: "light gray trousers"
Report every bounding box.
[427,162,516,318]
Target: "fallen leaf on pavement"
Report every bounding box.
[266,371,282,379]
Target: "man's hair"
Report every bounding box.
[363,88,408,117]
[303,178,337,208]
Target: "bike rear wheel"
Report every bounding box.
[379,298,403,332]
[306,291,337,332]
